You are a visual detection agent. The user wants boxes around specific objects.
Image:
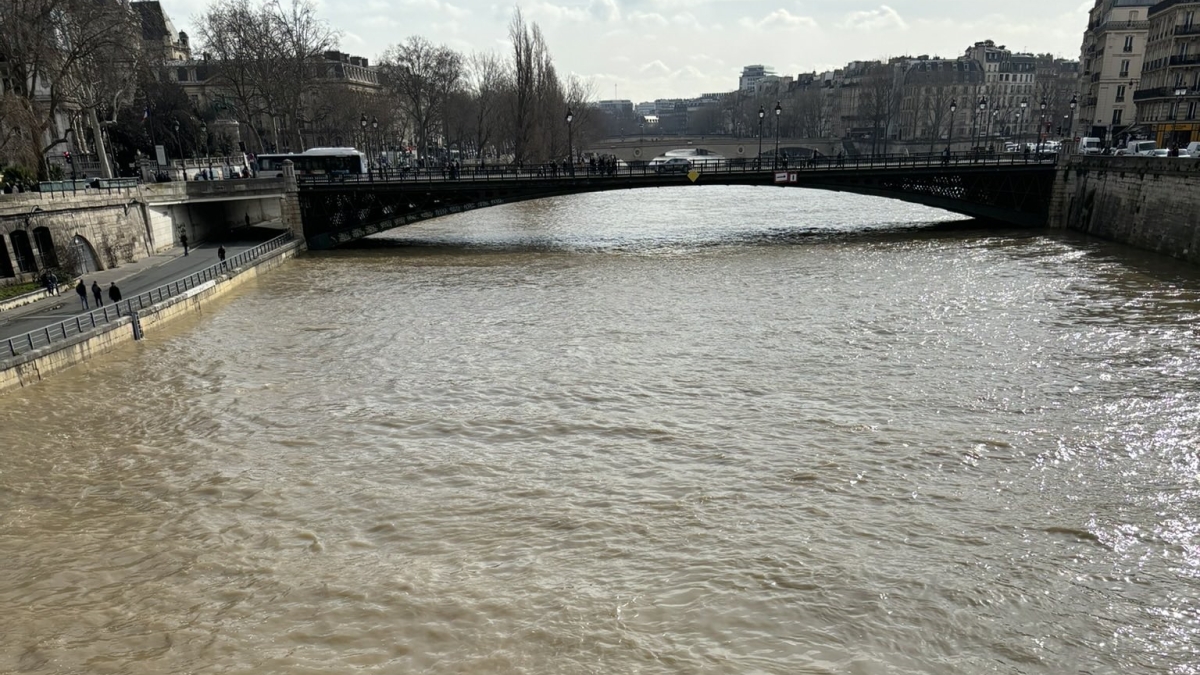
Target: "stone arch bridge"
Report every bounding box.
[297,154,1060,250]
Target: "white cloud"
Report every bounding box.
[840,5,907,31]
[739,9,818,31]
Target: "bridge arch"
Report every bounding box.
[298,160,1058,250]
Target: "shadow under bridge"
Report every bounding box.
[296,155,1060,250]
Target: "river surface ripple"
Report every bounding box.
[2,187,1199,674]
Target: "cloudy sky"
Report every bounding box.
[160,0,1092,102]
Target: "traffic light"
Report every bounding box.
[1056,126,1063,136]
[63,151,72,165]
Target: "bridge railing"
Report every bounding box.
[298,150,1059,186]
[3,231,295,359]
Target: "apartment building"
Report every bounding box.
[1078,0,1157,142]
[1135,0,1200,147]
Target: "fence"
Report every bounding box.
[4,231,295,358]
[299,150,1060,186]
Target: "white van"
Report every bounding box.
[1187,142,1200,157]
[1127,140,1158,156]
[1079,137,1102,154]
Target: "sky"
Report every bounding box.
[159,0,1094,103]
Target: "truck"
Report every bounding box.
[1078,137,1102,154]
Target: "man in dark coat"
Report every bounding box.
[91,280,103,306]
[76,279,89,310]
[108,283,122,304]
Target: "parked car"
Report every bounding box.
[654,158,692,174]
[1078,137,1102,154]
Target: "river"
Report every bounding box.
[1,186,1198,674]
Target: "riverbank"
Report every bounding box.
[0,233,303,393]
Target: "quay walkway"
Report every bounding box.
[0,229,286,355]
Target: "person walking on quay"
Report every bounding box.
[108,282,122,306]
[91,280,103,306]
[48,271,58,295]
[76,279,89,310]
[181,233,189,256]
[218,245,227,270]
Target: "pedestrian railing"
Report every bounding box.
[3,231,295,358]
[298,150,1060,187]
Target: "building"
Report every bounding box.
[963,40,1040,143]
[597,100,634,115]
[131,1,191,62]
[897,57,985,149]
[739,65,776,92]
[1078,0,1157,143]
[167,50,383,152]
[1135,0,1200,147]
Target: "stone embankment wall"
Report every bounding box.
[0,239,303,393]
[1049,157,1200,265]
[0,180,286,287]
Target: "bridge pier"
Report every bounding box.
[280,161,307,251]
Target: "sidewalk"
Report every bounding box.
[0,232,283,343]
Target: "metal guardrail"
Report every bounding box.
[3,231,295,358]
[299,150,1060,187]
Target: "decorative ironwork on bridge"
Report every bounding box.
[297,153,1059,250]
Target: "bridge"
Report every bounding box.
[296,153,1060,250]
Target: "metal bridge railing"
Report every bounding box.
[4,231,295,359]
[298,150,1060,187]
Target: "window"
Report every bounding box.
[176,67,188,82]
[1112,109,1123,125]
[1190,102,1198,120]
[1124,35,1134,52]
[1116,84,1127,101]
[1120,59,1131,77]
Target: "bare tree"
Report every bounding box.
[0,0,140,178]
[465,51,509,162]
[859,63,902,156]
[378,35,463,164]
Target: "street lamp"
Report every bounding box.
[973,97,987,158]
[757,105,765,168]
[172,118,182,179]
[1067,93,1078,152]
[773,101,782,169]
[565,108,574,176]
[1038,98,1047,155]
[947,98,957,155]
[371,116,379,179]
[1020,98,1028,150]
[200,121,212,178]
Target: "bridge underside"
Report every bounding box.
[298,165,1058,250]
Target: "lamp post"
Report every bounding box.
[947,99,957,155]
[371,115,379,180]
[1038,98,1047,155]
[200,121,212,178]
[1020,98,1028,150]
[773,101,782,169]
[1067,93,1078,153]
[172,118,182,179]
[757,105,765,169]
[974,97,987,159]
[565,108,574,176]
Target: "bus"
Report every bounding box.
[256,147,367,178]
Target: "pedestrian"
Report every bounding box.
[181,232,189,256]
[218,245,227,269]
[76,279,89,310]
[108,282,122,304]
[245,213,250,228]
[47,271,58,295]
[92,280,103,306]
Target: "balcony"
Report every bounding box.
[1133,86,1194,101]
[1169,54,1200,66]
[1175,24,1200,36]
[1093,20,1150,33]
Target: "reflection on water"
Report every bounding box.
[1,187,1199,674]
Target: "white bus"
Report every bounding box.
[256,147,367,178]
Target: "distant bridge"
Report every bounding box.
[297,153,1060,250]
